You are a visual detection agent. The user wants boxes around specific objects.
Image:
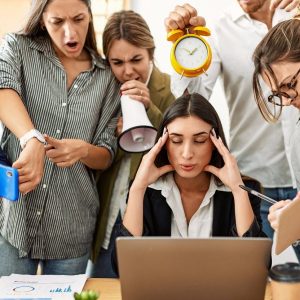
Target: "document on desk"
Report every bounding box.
[0,274,87,299]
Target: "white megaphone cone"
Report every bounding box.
[118,94,157,153]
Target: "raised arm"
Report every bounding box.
[122,130,174,236]
[164,4,221,99]
[204,131,255,236]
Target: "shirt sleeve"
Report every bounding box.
[0,34,22,96]
[92,73,121,160]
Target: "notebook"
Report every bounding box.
[116,237,272,300]
[275,197,300,255]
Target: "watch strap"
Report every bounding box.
[20,129,46,149]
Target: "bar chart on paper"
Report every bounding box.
[0,274,87,299]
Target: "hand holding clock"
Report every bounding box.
[164,3,205,32]
[166,4,211,77]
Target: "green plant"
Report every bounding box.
[73,290,99,300]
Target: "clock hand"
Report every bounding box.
[190,47,198,55]
[182,48,192,54]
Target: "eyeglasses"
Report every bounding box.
[267,67,300,107]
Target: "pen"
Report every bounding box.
[239,185,277,205]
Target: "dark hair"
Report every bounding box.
[253,18,300,122]
[20,0,98,55]
[155,93,228,185]
[102,10,155,60]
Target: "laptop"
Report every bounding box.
[275,197,300,255]
[116,237,272,300]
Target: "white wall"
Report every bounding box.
[131,0,231,141]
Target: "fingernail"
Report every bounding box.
[211,128,216,137]
[163,127,168,135]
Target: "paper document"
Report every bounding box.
[0,274,87,300]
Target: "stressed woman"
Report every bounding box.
[0,0,120,275]
[112,93,266,274]
[90,10,175,278]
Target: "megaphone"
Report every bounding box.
[118,95,157,153]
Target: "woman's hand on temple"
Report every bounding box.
[120,80,151,109]
[132,129,174,190]
[204,131,243,192]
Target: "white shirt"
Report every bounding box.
[149,174,218,238]
[171,3,299,188]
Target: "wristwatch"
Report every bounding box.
[20,129,46,149]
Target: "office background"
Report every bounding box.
[0,0,297,263]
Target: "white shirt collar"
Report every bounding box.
[150,173,218,238]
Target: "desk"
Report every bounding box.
[84,278,272,300]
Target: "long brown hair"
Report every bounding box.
[253,19,300,122]
[102,10,155,60]
[20,0,98,55]
[155,93,228,186]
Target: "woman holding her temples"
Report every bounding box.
[112,93,266,273]
[0,0,120,275]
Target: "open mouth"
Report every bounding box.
[66,41,79,49]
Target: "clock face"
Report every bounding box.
[174,36,208,70]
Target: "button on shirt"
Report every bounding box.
[149,174,217,238]
[171,4,299,188]
[0,34,121,259]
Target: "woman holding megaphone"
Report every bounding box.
[89,10,175,278]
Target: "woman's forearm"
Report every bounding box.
[122,184,146,236]
[232,187,255,236]
[0,89,34,137]
[79,142,113,170]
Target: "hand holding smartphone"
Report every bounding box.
[0,164,19,201]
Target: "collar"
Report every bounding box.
[28,36,106,69]
[226,1,248,22]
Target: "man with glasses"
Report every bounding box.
[165,0,300,257]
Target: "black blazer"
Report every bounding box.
[112,178,266,274]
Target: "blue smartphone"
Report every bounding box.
[0,164,19,201]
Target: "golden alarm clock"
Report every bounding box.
[167,26,212,77]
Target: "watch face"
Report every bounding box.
[174,36,208,70]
